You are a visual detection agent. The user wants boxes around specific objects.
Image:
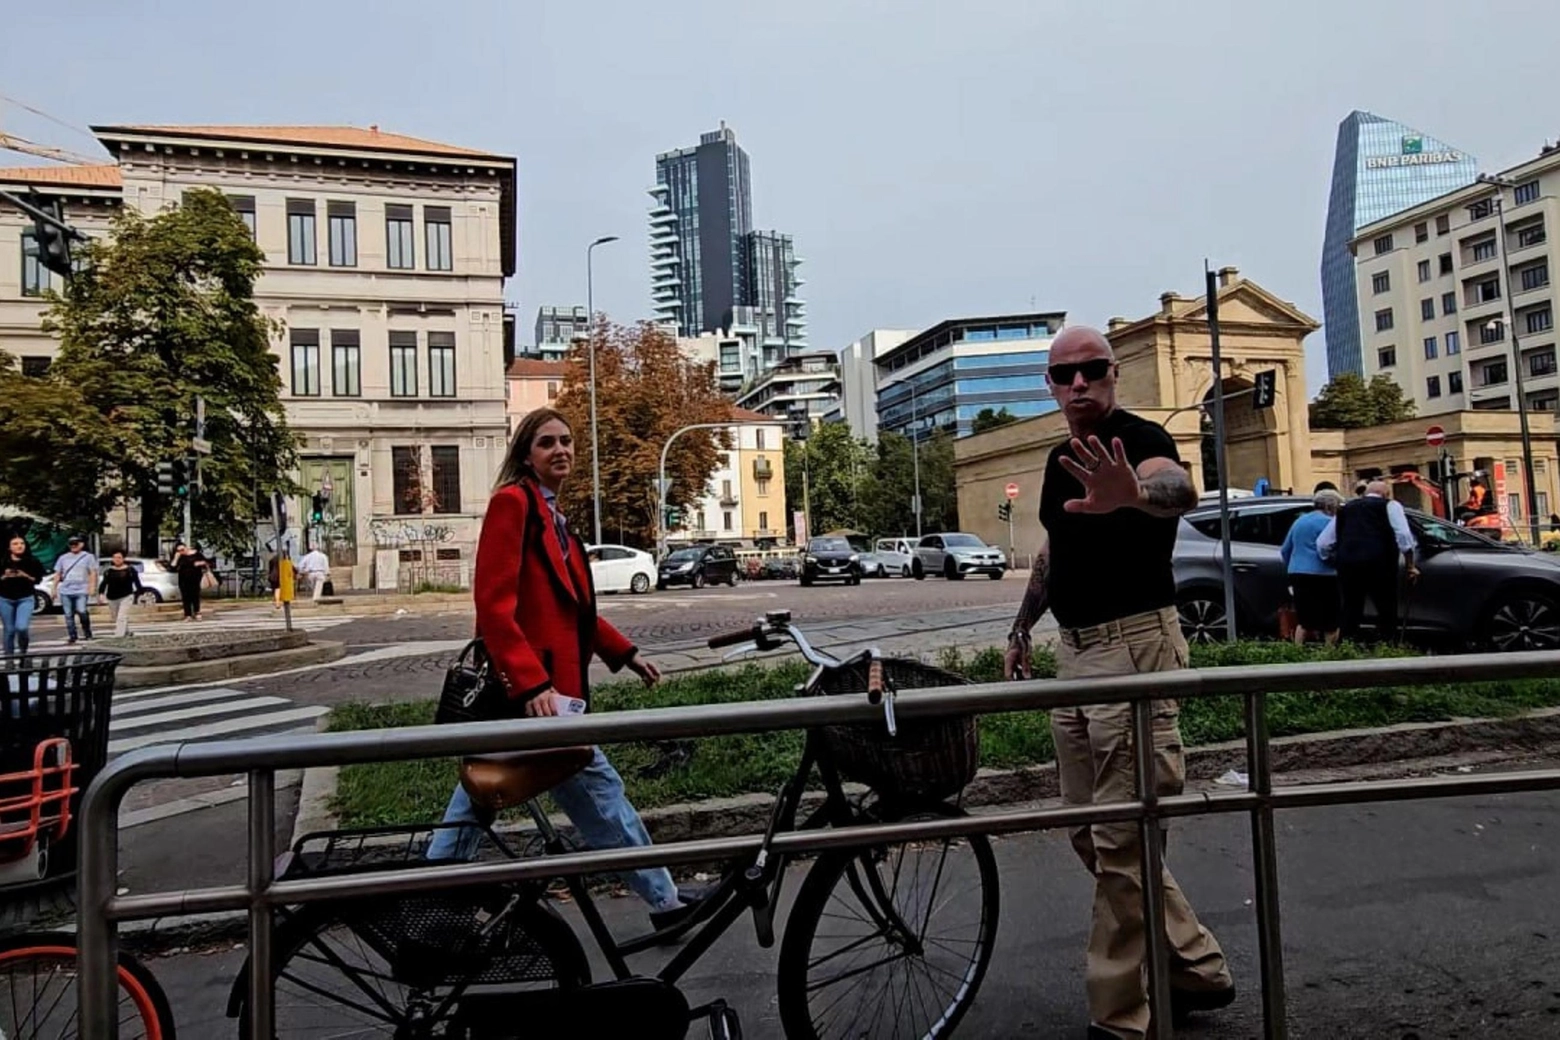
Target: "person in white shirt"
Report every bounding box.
[1317,480,1419,642]
[298,548,331,602]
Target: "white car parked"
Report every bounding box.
[870,538,918,578]
[587,544,657,594]
[35,556,182,611]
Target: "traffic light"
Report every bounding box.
[664,505,683,528]
[170,459,190,499]
[997,500,1012,522]
[156,461,175,497]
[310,493,326,524]
[787,406,810,442]
[28,194,73,278]
[1253,369,1277,410]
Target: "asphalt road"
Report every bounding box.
[141,782,1560,1038]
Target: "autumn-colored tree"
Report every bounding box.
[553,321,732,548]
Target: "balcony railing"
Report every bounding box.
[752,458,774,480]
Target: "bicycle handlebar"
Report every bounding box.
[707,625,763,650]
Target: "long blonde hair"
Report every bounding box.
[495,408,571,489]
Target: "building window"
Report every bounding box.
[392,446,423,513]
[1436,214,1451,235]
[290,329,321,396]
[1427,375,1441,398]
[1373,234,1393,255]
[1372,271,1391,294]
[389,331,418,397]
[1531,350,1557,377]
[1518,223,1547,249]
[756,478,770,497]
[1446,330,1461,355]
[428,331,456,397]
[1423,336,1438,360]
[1442,291,1457,315]
[286,199,316,265]
[756,429,767,450]
[758,510,768,531]
[20,356,50,377]
[1415,222,1429,243]
[1522,262,1550,291]
[425,207,453,272]
[20,231,52,296]
[1476,278,1501,303]
[1515,180,1541,206]
[386,205,415,269]
[1472,238,1498,263]
[1481,320,1506,345]
[1538,491,1551,516]
[330,329,361,397]
[722,510,734,531]
[1508,494,1523,520]
[229,195,256,237]
[430,446,461,514]
[1449,371,1464,394]
[327,201,357,267]
[1527,306,1553,334]
[1375,308,1394,332]
[1420,298,1435,321]
[546,381,558,400]
[1469,199,1493,220]
[1417,259,1431,283]
[1483,360,1509,386]
[1377,345,1397,369]
[1439,252,1454,275]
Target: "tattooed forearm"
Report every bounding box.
[1012,549,1050,634]
[1136,466,1197,517]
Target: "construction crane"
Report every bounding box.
[0,94,104,166]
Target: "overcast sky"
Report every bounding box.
[12,0,1560,393]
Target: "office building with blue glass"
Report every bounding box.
[1321,110,1477,379]
[874,313,1065,441]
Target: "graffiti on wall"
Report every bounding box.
[367,517,457,549]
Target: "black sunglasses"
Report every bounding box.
[1047,358,1114,385]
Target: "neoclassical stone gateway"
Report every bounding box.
[954,268,1560,555]
[1,125,517,589]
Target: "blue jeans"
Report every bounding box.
[0,596,35,655]
[426,746,680,912]
[61,592,91,640]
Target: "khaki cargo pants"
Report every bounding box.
[1053,605,1231,1039]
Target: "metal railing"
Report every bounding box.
[75,649,1560,1039]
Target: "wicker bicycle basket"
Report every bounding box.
[811,658,978,804]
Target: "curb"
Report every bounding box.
[116,640,347,689]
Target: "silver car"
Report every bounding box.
[913,533,1006,581]
[1174,496,1560,650]
[38,556,182,609]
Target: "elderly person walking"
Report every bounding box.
[1281,488,1343,645]
[1318,479,1419,643]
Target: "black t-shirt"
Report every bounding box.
[0,553,45,601]
[1039,408,1183,628]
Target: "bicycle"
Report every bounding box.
[228,610,1000,1039]
[0,737,178,1039]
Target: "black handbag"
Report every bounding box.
[435,639,509,725]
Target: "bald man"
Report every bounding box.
[1316,478,1419,642]
[1004,326,1233,1039]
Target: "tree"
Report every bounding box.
[1308,371,1416,428]
[858,430,959,538]
[1,188,296,555]
[784,422,873,536]
[553,321,732,547]
[971,407,1018,434]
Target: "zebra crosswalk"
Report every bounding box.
[31,607,356,651]
[108,683,329,756]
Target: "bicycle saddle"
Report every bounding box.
[459,747,593,811]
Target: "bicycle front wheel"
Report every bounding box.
[0,932,176,1040]
[777,807,999,1039]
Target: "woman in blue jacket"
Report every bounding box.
[1281,488,1343,645]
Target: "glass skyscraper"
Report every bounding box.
[1321,111,1477,379]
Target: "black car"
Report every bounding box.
[657,545,739,589]
[801,536,862,587]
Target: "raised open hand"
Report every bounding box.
[1058,436,1140,514]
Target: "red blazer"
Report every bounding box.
[474,478,636,706]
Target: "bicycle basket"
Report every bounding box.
[812,658,978,804]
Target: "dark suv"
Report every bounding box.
[800,536,862,586]
[657,545,739,589]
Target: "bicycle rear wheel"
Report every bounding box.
[777,807,999,1040]
[235,893,590,1038]
[0,932,176,1040]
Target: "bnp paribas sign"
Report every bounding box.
[1365,135,1465,169]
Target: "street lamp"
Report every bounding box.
[910,382,924,539]
[1477,173,1541,544]
[586,234,619,547]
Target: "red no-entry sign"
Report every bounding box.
[1426,425,1446,447]
[1005,482,1020,499]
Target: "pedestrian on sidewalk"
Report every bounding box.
[1003,327,1233,1040]
[98,551,145,637]
[299,546,330,602]
[1317,479,1418,643]
[0,535,44,655]
[172,542,210,621]
[426,407,704,931]
[1281,488,1343,646]
[54,535,99,644]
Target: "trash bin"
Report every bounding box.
[1,652,120,889]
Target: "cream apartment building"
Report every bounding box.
[669,409,788,547]
[0,124,516,588]
[1355,142,1560,417]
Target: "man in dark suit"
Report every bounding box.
[1318,479,1420,641]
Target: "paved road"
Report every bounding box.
[141,783,1560,1038]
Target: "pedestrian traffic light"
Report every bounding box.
[170,459,190,499]
[310,493,326,524]
[1253,369,1277,410]
[156,460,175,497]
[27,194,74,278]
[997,500,1012,522]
